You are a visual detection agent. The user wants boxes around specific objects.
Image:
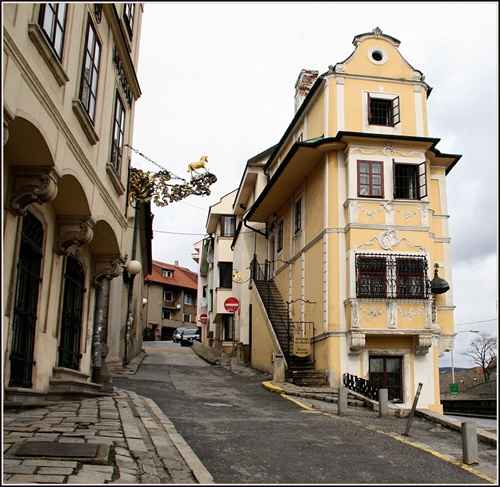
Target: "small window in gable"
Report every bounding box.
[368,93,400,127]
[162,268,173,278]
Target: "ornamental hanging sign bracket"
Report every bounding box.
[126,145,217,207]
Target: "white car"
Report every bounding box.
[173,327,186,343]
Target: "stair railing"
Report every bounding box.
[343,373,379,400]
[250,257,292,357]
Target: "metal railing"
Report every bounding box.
[343,373,380,400]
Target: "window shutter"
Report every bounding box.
[392,96,400,126]
[418,161,427,199]
[367,93,373,124]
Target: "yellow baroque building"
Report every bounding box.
[240,28,460,412]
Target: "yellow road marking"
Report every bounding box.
[276,389,496,484]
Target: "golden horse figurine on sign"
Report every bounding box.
[187,155,208,176]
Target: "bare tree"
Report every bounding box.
[462,332,497,381]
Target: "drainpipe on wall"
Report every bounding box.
[92,280,105,383]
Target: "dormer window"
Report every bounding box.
[162,268,173,278]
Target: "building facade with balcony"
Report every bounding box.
[238,28,460,412]
[2,3,150,404]
[143,260,198,341]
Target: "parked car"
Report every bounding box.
[173,327,187,343]
[180,328,201,346]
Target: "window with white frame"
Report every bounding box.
[162,268,173,278]
[358,160,384,198]
[221,215,236,237]
[356,254,430,299]
[183,313,191,323]
[368,93,400,127]
[393,160,427,200]
[163,290,173,301]
[184,294,193,305]
[162,309,171,320]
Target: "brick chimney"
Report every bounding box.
[294,69,319,113]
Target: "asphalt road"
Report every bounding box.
[113,342,491,484]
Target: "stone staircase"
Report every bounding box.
[4,367,104,407]
[254,279,328,386]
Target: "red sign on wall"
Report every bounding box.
[224,297,240,313]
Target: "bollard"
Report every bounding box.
[378,388,388,418]
[338,387,347,416]
[462,421,479,465]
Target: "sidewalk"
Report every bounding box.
[3,353,213,485]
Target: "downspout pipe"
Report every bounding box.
[243,217,267,238]
[92,279,105,383]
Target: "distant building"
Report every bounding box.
[144,260,198,340]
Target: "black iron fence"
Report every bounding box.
[343,373,380,400]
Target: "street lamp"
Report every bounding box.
[451,330,479,384]
[123,259,142,366]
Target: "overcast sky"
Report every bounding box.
[130,2,498,368]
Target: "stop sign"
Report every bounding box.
[199,313,208,323]
[224,297,239,312]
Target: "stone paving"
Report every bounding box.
[3,387,213,484]
[2,353,497,485]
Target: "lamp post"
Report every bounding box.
[123,259,142,366]
[451,330,479,384]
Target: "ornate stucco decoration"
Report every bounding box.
[348,145,425,159]
[9,166,61,215]
[396,304,425,322]
[348,330,366,354]
[394,205,423,221]
[354,202,384,220]
[55,216,95,255]
[92,255,125,285]
[354,228,426,253]
[351,301,360,328]
[413,334,432,355]
[126,147,217,207]
[438,334,455,357]
[388,301,397,329]
[335,63,346,73]
[359,303,387,321]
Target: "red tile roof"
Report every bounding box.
[145,260,198,291]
